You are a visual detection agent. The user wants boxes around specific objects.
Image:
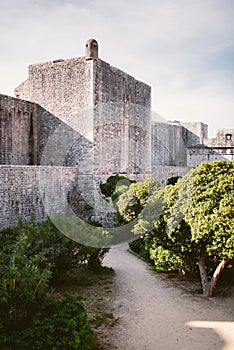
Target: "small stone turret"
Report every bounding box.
[85,39,98,60]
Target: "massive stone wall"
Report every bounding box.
[15,57,93,127]
[14,54,233,177]
[151,120,234,170]
[14,58,99,174]
[0,94,93,170]
[0,165,118,230]
[37,108,93,172]
[1,48,233,231]
[151,122,187,167]
[0,94,38,165]
[161,121,234,167]
[0,166,78,229]
[93,59,151,176]
[181,121,208,146]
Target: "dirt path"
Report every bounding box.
[101,243,234,350]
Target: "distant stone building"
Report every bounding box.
[0,39,233,228]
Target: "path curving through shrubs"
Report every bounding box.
[102,243,234,350]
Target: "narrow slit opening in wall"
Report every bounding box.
[125,95,130,104]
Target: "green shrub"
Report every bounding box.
[0,222,52,331]
[129,238,181,272]
[0,217,110,333]
[149,246,180,272]
[129,238,150,261]
[51,215,110,270]
[0,297,96,350]
[117,178,160,223]
[100,174,136,199]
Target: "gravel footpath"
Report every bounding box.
[102,243,234,350]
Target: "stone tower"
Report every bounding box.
[15,39,152,179]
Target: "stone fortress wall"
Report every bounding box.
[15,54,152,177]
[92,59,151,176]
[0,39,233,229]
[0,94,93,169]
[15,57,93,125]
[0,94,64,166]
[0,166,78,229]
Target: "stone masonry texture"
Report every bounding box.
[0,39,233,229]
[0,166,78,229]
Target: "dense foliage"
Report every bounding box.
[1,297,95,350]
[0,217,110,348]
[125,161,234,297]
[100,174,136,200]
[117,177,160,223]
[51,215,110,268]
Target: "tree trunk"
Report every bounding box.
[88,250,101,270]
[198,247,210,298]
[208,259,228,297]
[198,245,228,298]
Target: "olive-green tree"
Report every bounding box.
[129,161,234,297]
[174,161,234,297]
[117,177,160,223]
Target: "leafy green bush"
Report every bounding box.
[129,238,182,273]
[117,178,160,223]
[0,217,110,333]
[0,297,96,350]
[148,245,180,272]
[100,174,136,199]
[0,222,52,331]
[129,238,150,261]
[51,215,110,270]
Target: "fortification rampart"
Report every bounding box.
[0,94,38,165]
[180,121,208,146]
[15,55,152,177]
[93,59,151,175]
[15,58,93,126]
[0,166,79,229]
[0,39,233,231]
[151,122,187,167]
[0,94,94,170]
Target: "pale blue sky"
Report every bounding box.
[0,0,233,136]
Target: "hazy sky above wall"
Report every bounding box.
[0,0,233,137]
